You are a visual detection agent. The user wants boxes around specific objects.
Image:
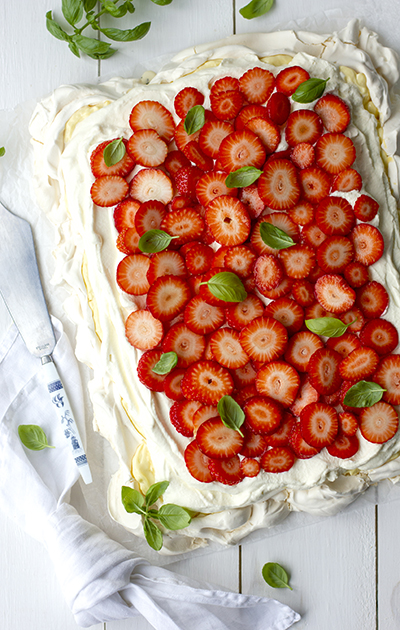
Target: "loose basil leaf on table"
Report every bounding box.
[139,229,178,253]
[18,425,55,451]
[292,77,329,103]
[200,272,247,303]
[305,317,356,338]
[239,0,274,20]
[343,381,386,408]
[262,562,293,590]
[152,352,178,375]
[259,222,295,250]
[217,395,245,436]
[225,166,263,188]
[184,105,206,135]
[100,23,151,42]
[0,147,5,157]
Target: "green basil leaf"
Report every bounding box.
[121,486,146,514]
[151,0,173,5]
[292,77,329,103]
[202,271,247,303]
[103,138,126,166]
[217,395,245,436]
[139,229,178,253]
[143,518,163,550]
[184,105,206,136]
[158,504,192,530]
[0,147,5,157]
[101,22,151,42]
[73,34,112,55]
[62,0,84,25]
[239,0,274,19]
[225,166,263,188]
[18,425,54,451]
[68,40,81,57]
[147,509,160,518]
[91,48,117,60]
[152,352,178,375]
[83,0,97,10]
[259,222,295,250]
[305,317,353,338]
[262,562,292,590]
[343,381,386,408]
[46,11,70,41]
[145,481,170,507]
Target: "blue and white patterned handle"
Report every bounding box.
[42,357,92,484]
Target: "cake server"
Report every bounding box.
[0,200,92,484]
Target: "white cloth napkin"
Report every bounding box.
[0,316,300,629]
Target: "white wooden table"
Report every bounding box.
[1,1,400,628]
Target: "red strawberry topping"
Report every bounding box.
[245,117,281,154]
[210,89,244,121]
[130,168,173,204]
[275,66,310,96]
[240,457,261,478]
[253,254,284,291]
[196,417,243,458]
[339,346,380,381]
[298,166,331,204]
[344,261,370,288]
[353,194,379,222]
[265,412,295,447]
[266,91,291,125]
[279,244,316,279]
[239,67,275,103]
[331,168,362,192]
[164,150,191,177]
[326,433,359,459]
[209,456,244,485]
[134,199,166,236]
[127,129,167,167]
[199,120,234,158]
[162,323,205,367]
[315,133,356,174]
[338,412,359,437]
[258,159,301,210]
[224,245,256,278]
[356,281,389,318]
[117,254,150,295]
[225,293,265,330]
[91,175,129,207]
[161,207,205,246]
[285,110,323,147]
[239,317,288,363]
[374,355,400,405]
[184,243,215,275]
[300,402,339,448]
[90,139,134,178]
[181,360,234,405]
[350,224,384,266]
[146,275,191,322]
[218,129,266,172]
[137,349,165,392]
[260,446,296,473]
[163,368,186,401]
[146,250,186,285]
[169,400,200,437]
[315,196,355,236]
[360,318,399,355]
[206,196,251,246]
[314,94,351,133]
[184,441,214,483]
[210,327,249,369]
[196,171,237,207]
[284,331,324,372]
[290,376,320,416]
[129,100,175,142]
[314,274,356,313]
[256,361,301,407]
[326,332,361,358]
[244,395,283,434]
[317,236,354,273]
[125,309,163,350]
[264,297,304,336]
[289,424,321,459]
[359,402,399,444]
[113,199,141,232]
[174,86,204,118]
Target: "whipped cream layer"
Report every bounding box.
[30,19,400,554]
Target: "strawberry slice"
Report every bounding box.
[360,318,399,355]
[304,302,335,320]
[181,360,234,405]
[353,194,379,222]
[260,276,294,300]
[184,440,214,483]
[374,355,400,405]
[288,200,315,227]
[264,297,304,336]
[251,213,300,255]
[121,227,141,254]
[285,110,323,147]
[256,360,301,407]
[350,224,384,266]
[218,129,266,172]
[175,165,203,199]
[266,92,291,125]
[91,175,129,207]
[210,89,244,120]
[127,129,167,167]
[232,362,257,389]
[225,293,265,330]
[205,196,251,246]
[338,412,359,437]
[326,433,359,458]
[193,404,219,431]
[240,427,267,457]
[129,100,175,142]
[315,196,355,236]
[239,67,275,103]
[161,207,205,247]
[289,424,321,459]
[339,346,380,381]
[317,236,354,273]
[326,331,361,358]
[210,328,249,369]
[244,395,283,434]
[314,274,356,313]
[258,159,301,210]
[130,168,173,204]
[290,142,315,169]
[253,254,284,291]
[183,141,214,172]
[276,65,310,96]
[116,228,134,255]
[113,199,141,232]
[196,416,243,458]
[134,199,166,236]
[314,94,351,133]
[90,139,134,178]
[125,309,163,350]
[169,400,200,437]
[301,223,327,249]
[300,402,339,448]
[290,376,320,417]
[199,120,234,158]
[331,168,362,192]
[174,119,201,152]
[146,276,191,322]
[196,171,237,207]
[211,75,240,95]
[340,307,365,333]
[184,243,215,275]
[308,347,342,395]
[239,184,265,219]
[117,254,150,295]
[224,245,256,278]
[164,150,191,177]
[284,331,324,372]
[239,316,288,363]
[260,446,296,473]
[137,349,165,392]
[359,402,399,444]
[146,250,187,285]
[240,457,261,478]
[174,86,204,118]
[344,261,370,288]
[235,104,269,131]
[291,279,315,307]
[171,196,195,212]
[279,244,316,279]
[162,323,205,367]
[245,117,280,154]
[298,166,331,204]
[209,456,244,485]
[356,281,389,318]
[264,412,295,447]
[163,367,186,401]
[316,133,356,174]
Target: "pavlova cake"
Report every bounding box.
[30,19,400,553]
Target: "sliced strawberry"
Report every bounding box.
[240,316,288,363]
[205,196,251,246]
[314,274,356,313]
[350,224,384,266]
[183,141,214,171]
[239,67,275,103]
[240,427,267,457]
[134,200,166,236]
[127,129,167,167]
[260,276,294,300]
[339,346,380,381]
[308,347,342,395]
[244,395,283,434]
[117,254,150,295]
[163,367,186,401]
[184,243,214,275]
[240,457,261,478]
[169,400,200,437]
[174,86,204,118]
[137,349,165,392]
[147,250,186,285]
[339,307,365,333]
[224,245,256,278]
[218,129,266,173]
[116,228,133,255]
[129,100,175,142]
[251,213,300,255]
[130,168,173,204]
[374,355,400,405]
[162,322,205,367]
[164,150,191,177]
[261,446,296,473]
[290,376,320,416]
[181,360,234,405]
[264,297,304,336]
[121,227,140,254]
[290,142,315,169]
[359,402,399,444]
[279,244,316,279]
[175,165,203,198]
[212,247,229,268]
[253,254,284,291]
[211,76,240,95]
[184,440,214,483]
[239,184,265,218]
[344,261,369,288]
[326,332,361,358]
[338,412,359,437]
[353,194,379,222]
[258,159,301,210]
[266,91,291,125]
[193,404,218,431]
[331,168,362,193]
[264,412,295,447]
[298,166,331,204]
[196,171,237,207]
[304,302,335,320]
[174,119,201,152]
[314,94,350,133]
[327,433,359,458]
[315,196,355,236]
[317,236,354,273]
[235,104,269,131]
[196,416,243,458]
[356,281,389,319]
[285,110,323,147]
[284,331,324,372]
[90,138,134,178]
[226,293,265,330]
[146,276,191,322]
[301,224,327,250]
[291,279,315,307]
[209,455,244,485]
[161,207,205,247]
[113,199,141,232]
[199,119,234,158]
[276,66,310,96]
[256,360,301,407]
[171,197,195,212]
[125,309,163,350]
[289,423,321,459]
[210,328,249,369]
[245,116,280,154]
[91,175,129,207]
[360,318,399,355]
[300,402,338,448]
[316,133,356,174]
[232,362,257,389]
[210,89,243,121]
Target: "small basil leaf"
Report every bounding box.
[152,352,178,375]
[184,105,206,136]
[239,0,274,19]
[121,486,146,514]
[73,34,112,55]
[217,395,245,436]
[18,425,54,451]
[262,562,292,590]
[103,138,126,166]
[305,317,352,338]
[101,22,151,42]
[46,11,70,41]
[143,518,163,550]
[292,77,329,103]
[202,272,247,303]
[151,0,173,5]
[90,48,117,60]
[83,0,97,10]
[0,147,5,157]
[225,166,262,189]
[62,0,84,26]
[138,229,178,253]
[343,381,386,408]
[68,40,81,57]
[158,504,192,530]
[145,480,170,507]
[259,222,295,250]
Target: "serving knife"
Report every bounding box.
[0,200,92,484]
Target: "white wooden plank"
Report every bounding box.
[377,496,400,629]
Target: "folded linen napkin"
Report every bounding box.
[0,316,300,629]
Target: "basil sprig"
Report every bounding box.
[184,105,206,135]
[262,562,293,590]
[217,395,245,437]
[343,381,386,408]
[225,166,263,189]
[259,222,295,250]
[200,272,247,303]
[239,0,274,19]
[152,352,178,375]
[103,138,126,167]
[305,317,357,338]
[18,425,55,451]
[121,481,191,551]
[292,77,330,103]
[0,147,5,157]
[139,229,178,253]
